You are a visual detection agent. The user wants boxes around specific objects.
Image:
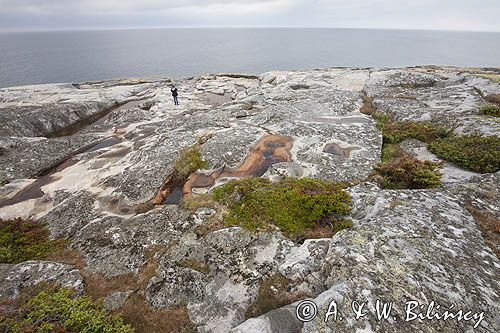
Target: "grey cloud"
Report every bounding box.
[0,0,499,31]
[0,0,291,15]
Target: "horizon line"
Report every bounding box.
[1,26,500,34]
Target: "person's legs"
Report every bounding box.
[174,96,179,105]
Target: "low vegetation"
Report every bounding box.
[375,155,443,189]
[370,109,499,187]
[481,104,500,117]
[140,144,210,210]
[374,115,500,175]
[0,284,132,333]
[371,113,446,189]
[77,245,195,333]
[365,95,497,183]
[466,204,500,257]
[474,74,500,83]
[380,143,406,163]
[212,177,352,240]
[428,135,500,173]
[485,94,500,105]
[245,274,305,319]
[0,218,67,264]
[118,294,195,333]
[374,113,451,144]
[173,145,210,181]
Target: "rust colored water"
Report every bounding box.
[184,135,293,195]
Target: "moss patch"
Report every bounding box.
[0,284,132,333]
[119,294,195,333]
[182,194,225,236]
[370,112,446,189]
[374,113,451,144]
[375,155,443,189]
[381,143,406,163]
[245,274,305,319]
[173,145,210,181]
[0,218,67,264]
[212,177,351,240]
[481,104,500,117]
[428,135,500,173]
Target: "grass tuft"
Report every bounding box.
[381,143,406,163]
[0,284,133,333]
[0,218,67,264]
[428,135,500,173]
[212,177,352,240]
[173,145,210,181]
[374,113,451,144]
[375,155,443,189]
[481,104,500,117]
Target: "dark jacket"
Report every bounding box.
[171,88,178,97]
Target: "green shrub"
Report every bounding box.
[0,218,66,264]
[373,112,392,130]
[428,135,500,173]
[0,285,133,333]
[332,220,354,232]
[174,145,210,181]
[481,104,500,117]
[381,143,406,163]
[381,120,451,144]
[375,156,443,189]
[212,177,352,239]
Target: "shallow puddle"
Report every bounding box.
[184,135,293,195]
[323,143,361,158]
[163,187,184,204]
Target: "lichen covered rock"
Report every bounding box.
[0,67,499,332]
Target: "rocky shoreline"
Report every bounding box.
[0,66,499,332]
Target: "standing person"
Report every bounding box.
[171,86,179,105]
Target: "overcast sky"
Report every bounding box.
[1,0,499,32]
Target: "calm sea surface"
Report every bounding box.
[0,28,499,88]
